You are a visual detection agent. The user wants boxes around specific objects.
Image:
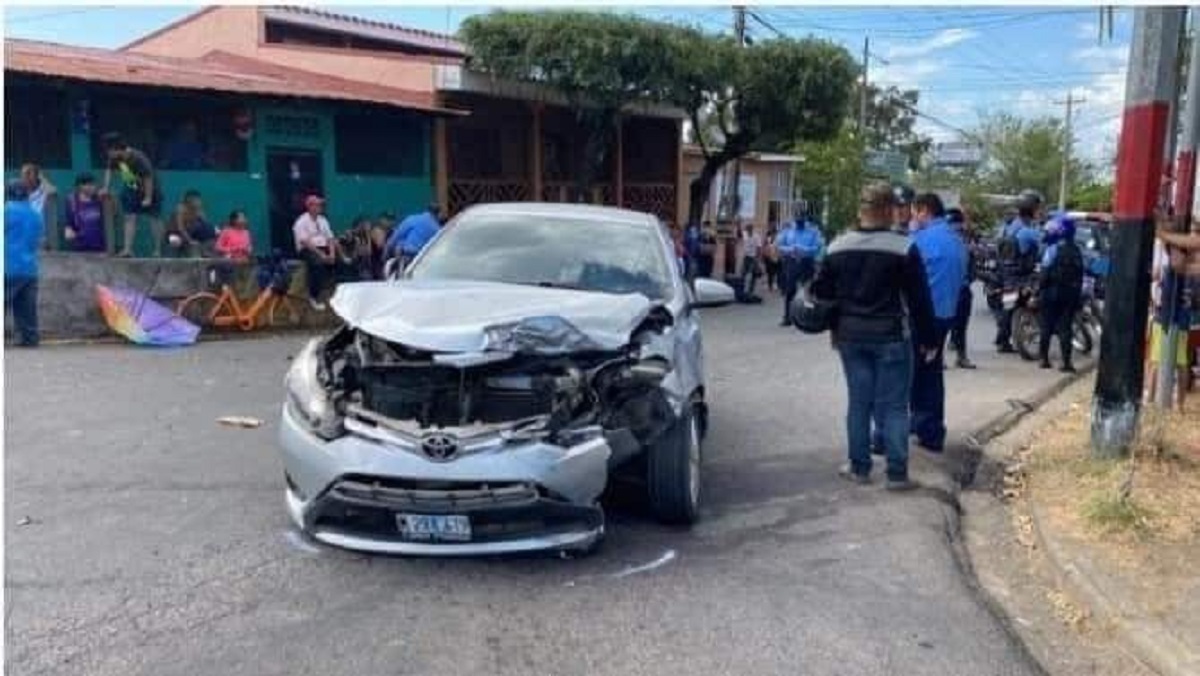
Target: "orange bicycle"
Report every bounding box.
[177,256,303,331]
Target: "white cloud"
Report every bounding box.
[885,28,978,60]
[1072,45,1127,69]
[872,58,945,90]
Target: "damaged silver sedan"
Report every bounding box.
[279,203,733,556]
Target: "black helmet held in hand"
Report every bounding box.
[790,290,836,335]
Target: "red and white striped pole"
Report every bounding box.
[1092,7,1186,457]
[1156,10,1200,409]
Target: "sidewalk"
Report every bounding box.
[999,383,1200,675]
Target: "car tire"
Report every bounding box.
[647,404,702,526]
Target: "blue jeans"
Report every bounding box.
[5,276,39,346]
[912,317,954,450]
[838,340,913,480]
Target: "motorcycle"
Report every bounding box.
[1013,274,1098,362]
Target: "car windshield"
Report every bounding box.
[408,212,674,300]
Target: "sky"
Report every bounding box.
[3,4,1135,169]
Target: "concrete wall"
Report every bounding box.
[34,253,328,340]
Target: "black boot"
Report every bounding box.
[1040,357,1052,369]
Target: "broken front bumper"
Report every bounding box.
[279,406,609,556]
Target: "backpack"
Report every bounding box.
[1045,242,1084,302]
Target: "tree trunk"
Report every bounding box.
[687,144,743,225]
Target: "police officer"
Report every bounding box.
[776,200,825,326]
[910,192,968,452]
[1038,215,1084,373]
[992,189,1044,353]
[947,208,978,369]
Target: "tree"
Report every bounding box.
[672,37,858,224]
[794,124,865,233]
[1070,181,1113,212]
[859,84,931,171]
[971,112,1094,203]
[460,11,686,196]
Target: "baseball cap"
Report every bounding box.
[305,195,325,209]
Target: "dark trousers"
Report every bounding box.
[993,304,1014,348]
[911,317,953,450]
[300,249,334,301]
[740,256,760,297]
[838,340,913,480]
[765,259,780,290]
[699,255,715,279]
[5,276,39,346]
[950,285,973,356]
[1039,299,1075,366]
[780,257,815,320]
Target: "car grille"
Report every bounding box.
[329,476,539,512]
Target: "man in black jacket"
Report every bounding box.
[812,181,938,490]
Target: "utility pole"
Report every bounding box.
[728,5,747,225]
[859,36,870,135]
[1092,7,1186,458]
[1054,92,1084,211]
[1156,9,1200,410]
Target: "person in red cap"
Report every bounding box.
[292,194,343,310]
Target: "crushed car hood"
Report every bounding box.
[330,280,655,354]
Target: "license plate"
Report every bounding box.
[396,514,471,542]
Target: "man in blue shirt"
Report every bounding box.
[909,192,968,451]
[776,200,825,326]
[386,203,443,271]
[5,181,43,347]
[992,190,1044,353]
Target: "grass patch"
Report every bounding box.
[1084,492,1156,537]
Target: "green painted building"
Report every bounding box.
[4,39,454,257]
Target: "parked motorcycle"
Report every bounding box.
[1013,274,1099,362]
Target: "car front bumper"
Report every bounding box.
[279,406,610,556]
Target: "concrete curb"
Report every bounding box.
[1027,501,1200,676]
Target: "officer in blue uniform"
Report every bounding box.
[386,203,443,271]
[909,192,968,452]
[776,200,825,326]
[992,190,1044,352]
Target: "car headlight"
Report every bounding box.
[286,338,343,440]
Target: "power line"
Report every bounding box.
[755,8,1089,37]
[5,7,115,24]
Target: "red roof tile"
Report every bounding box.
[263,6,466,57]
[4,38,464,116]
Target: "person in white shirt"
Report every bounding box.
[292,195,345,310]
[20,164,57,250]
[738,222,764,299]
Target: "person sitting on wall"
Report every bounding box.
[293,195,346,310]
[182,190,218,257]
[163,203,197,259]
[215,210,253,262]
[19,164,57,247]
[63,173,106,253]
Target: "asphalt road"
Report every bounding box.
[6,289,1084,676]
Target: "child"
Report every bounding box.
[63,173,106,253]
[215,210,253,261]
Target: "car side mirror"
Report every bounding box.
[689,278,735,309]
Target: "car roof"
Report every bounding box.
[456,202,661,229]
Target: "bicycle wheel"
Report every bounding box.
[268,294,303,329]
[1013,307,1040,362]
[177,293,224,329]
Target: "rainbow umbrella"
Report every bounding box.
[95,285,200,347]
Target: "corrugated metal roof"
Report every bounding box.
[263,6,466,57]
[4,38,464,116]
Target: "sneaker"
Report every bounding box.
[956,356,977,370]
[308,298,327,312]
[780,319,791,327]
[918,439,944,453]
[1040,360,1052,370]
[997,344,1016,354]
[886,477,920,492]
[838,464,871,485]
[870,443,885,457]
[1060,364,1077,374]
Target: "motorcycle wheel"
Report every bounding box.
[1073,315,1094,355]
[1014,307,1040,362]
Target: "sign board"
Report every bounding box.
[932,142,984,167]
[865,149,909,182]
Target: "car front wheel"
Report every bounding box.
[647,405,702,525]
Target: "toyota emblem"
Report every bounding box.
[420,432,460,461]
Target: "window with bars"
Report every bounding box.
[4,83,71,169]
[334,109,426,176]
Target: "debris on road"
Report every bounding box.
[16,516,34,526]
[217,416,263,429]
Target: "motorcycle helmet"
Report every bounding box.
[790,290,836,334]
[1017,189,1045,213]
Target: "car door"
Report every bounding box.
[657,223,704,399]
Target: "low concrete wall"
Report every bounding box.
[33,253,329,340]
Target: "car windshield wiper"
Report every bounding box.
[530,281,589,291]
